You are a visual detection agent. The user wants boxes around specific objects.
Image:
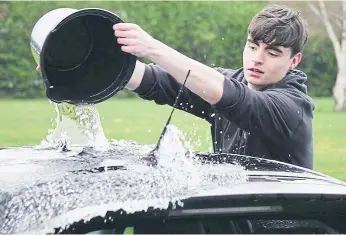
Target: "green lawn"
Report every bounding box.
[0,97,345,182]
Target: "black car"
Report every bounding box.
[0,142,346,234]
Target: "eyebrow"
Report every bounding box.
[247,39,283,53]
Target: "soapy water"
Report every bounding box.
[0,103,248,233]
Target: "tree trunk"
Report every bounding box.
[333,62,346,111]
[333,0,346,112]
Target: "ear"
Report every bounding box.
[289,52,302,69]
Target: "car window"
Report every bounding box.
[77,215,346,234]
[240,219,340,234]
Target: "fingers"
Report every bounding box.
[114,30,138,39]
[113,23,139,31]
[121,45,135,54]
[113,23,140,48]
[117,37,136,46]
[36,65,41,72]
[112,23,149,57]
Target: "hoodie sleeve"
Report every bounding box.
[133,63,213,122]
[213,70,307,143]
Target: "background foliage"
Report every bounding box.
[0,1,337,98]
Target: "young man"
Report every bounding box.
[113,4,314,169]
[36,5,314,169]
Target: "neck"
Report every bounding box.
[247,83,265,91]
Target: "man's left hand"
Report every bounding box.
[113,23,157,58]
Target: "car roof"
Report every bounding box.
[1,144,346,233]
[0,145,345,194]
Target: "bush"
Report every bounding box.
[297,37,337,97]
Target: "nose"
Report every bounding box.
[252,47,265,65]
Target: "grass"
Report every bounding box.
[0,97,345,182]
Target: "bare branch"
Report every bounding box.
[308,1,322,18]
[337,19,342,29]
[318,0,341,53]
[330,11,345,22]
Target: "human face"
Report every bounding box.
[242,36,302,90]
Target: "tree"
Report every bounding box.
[308,0,346,111]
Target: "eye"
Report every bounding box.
[248,43,256,50]
[268,51,279,57]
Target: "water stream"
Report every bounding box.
[39,103,111,151]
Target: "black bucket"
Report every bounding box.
[31,8,137,104]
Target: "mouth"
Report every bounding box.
[248,68,264,74]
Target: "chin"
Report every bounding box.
[245,76,263,85]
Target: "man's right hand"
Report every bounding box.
[36,65,41,72]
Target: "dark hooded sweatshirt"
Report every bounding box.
[133,64,315,169]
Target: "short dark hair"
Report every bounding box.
[247,4,309,56]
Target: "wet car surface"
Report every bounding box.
[1,140,346,234]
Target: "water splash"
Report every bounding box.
[0,99,249,233]
[0,124,248,234]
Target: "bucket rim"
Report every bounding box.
[40,8,137,105]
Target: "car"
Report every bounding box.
[0,141,346,234]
